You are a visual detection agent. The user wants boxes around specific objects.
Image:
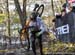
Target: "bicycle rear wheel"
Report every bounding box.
[36,4,44,17]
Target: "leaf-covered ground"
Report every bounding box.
[43,33,75,54]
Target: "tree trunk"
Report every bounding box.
[23,0,27,25]
[51,0,55,16]
[5,0,11,46]
[14,0,27,28]
[6,0,11,37]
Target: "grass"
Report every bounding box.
[42,32,75,53]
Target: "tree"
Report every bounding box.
[5,0,12,46]
[6,0,11,37]
[14,0,30,49]
[51,0,55,16]
[14,0,27,28]
[23,0,27,25]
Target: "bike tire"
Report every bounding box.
[36,4,44,17]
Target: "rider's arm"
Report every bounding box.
[37,17,46,35]
[40,23,46,34]
[37,16,47,29]
[37,16,48,32]
[36,20,46,37]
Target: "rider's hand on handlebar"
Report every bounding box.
[36,32,42,37]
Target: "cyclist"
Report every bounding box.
[18,4,40,51]
[28,11,46,55]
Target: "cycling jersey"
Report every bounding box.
[29,16,46,36]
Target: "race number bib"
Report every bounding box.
[56,24,69,35]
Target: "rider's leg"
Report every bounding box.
[38,34,43,55]
[31,35,36,55]
[29,34,32,50]
[27,35,30,51]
